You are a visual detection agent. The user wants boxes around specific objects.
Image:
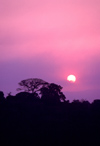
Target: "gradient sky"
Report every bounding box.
[0,0,100,102]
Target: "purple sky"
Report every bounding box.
[0,0,100,102]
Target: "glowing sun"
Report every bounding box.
[67,75,76,82]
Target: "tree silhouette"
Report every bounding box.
[17,78,49,93]
[0,91,5,102]
[40,83,66,103]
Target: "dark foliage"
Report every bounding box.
[0,91,5,102]
[17,78,49,93]
[0,88,100,145]
[40,83,66,104]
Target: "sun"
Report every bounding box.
[67,75,76,82]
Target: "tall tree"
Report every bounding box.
[17,78,49,93]
[40,83,66,103]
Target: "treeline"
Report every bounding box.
[0,78,100,145]
[0,90,100,145]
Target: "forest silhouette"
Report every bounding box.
[0,78,100,145]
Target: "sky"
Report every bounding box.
[0,0,100,102]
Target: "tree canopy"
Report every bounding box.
[17,78,49,93]
[17,78,66,103]
[40,83,66,103]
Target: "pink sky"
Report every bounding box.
[0,0,100,102]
